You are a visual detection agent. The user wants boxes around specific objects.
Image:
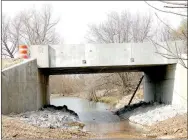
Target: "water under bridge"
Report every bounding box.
[2,41,187,114]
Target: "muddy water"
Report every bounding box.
[50,96,146,138]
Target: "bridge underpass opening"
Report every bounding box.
[46,65,179,133]
[48,71,145,133]
[44,64,178,106]
[49,72,143,103]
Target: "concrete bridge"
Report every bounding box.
[2,41,187,114]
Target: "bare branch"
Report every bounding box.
[150,38,187,68]
[2,5,60,58]
[145,1,187,17]
[160,1,187,6]
[164,6,188,8]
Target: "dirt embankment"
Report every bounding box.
[2,114,187,139]
[2,104,96,139]
[146,114,187,139]
[2,115,95,139]
[102,114,188,139]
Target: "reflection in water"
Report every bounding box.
[84,120,145,134]
[50,96,109,113]
[84,121,126,133]
[50,96,145,135]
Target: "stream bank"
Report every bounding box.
[8,104,84,130]
[2,96,187,139]
[2,115,95,139]
[2,103,96,139]
[114,101,186,126]
[2,97,148,139]
[114,101,187,139]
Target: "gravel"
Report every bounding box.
[10,109,83,129]
[119,102,187,126]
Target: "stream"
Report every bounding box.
[50,96,146,137]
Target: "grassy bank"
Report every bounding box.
[91,88,144,107]
[97,96,120,106]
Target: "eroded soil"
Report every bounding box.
[146,113,187,139]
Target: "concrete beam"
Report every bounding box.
[30,41,185,68]
[30,45,49,68]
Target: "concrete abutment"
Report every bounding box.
[144,63,187,108]
[2,59,49,115]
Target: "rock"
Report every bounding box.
[12,105,82,130]
[146,133,158,138]
[49,125,55,129]
[116,102,186,126]
[13,134,18,137]
[22,115,29,118]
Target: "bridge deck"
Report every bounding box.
[39,64,173,75]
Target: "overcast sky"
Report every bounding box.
[2,1,185,44]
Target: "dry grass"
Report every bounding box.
[98,96,120,106]
[136,88,144,99]
[2,58,24,69]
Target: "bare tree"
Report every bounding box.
[86,11,132,43]
[87,11,153,43]
[2,5,60,58]
[20,5,60,46]
[86,11,153,96]
[2,14,22,58]
[50,75,85,95]
[145,1,187,68]
[131,12,153,42]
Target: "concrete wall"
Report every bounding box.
[30,45,49,68]
[2,59,49,114]
[172,61,187,108]
[30,41,185,68]
[144,63,187,108]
